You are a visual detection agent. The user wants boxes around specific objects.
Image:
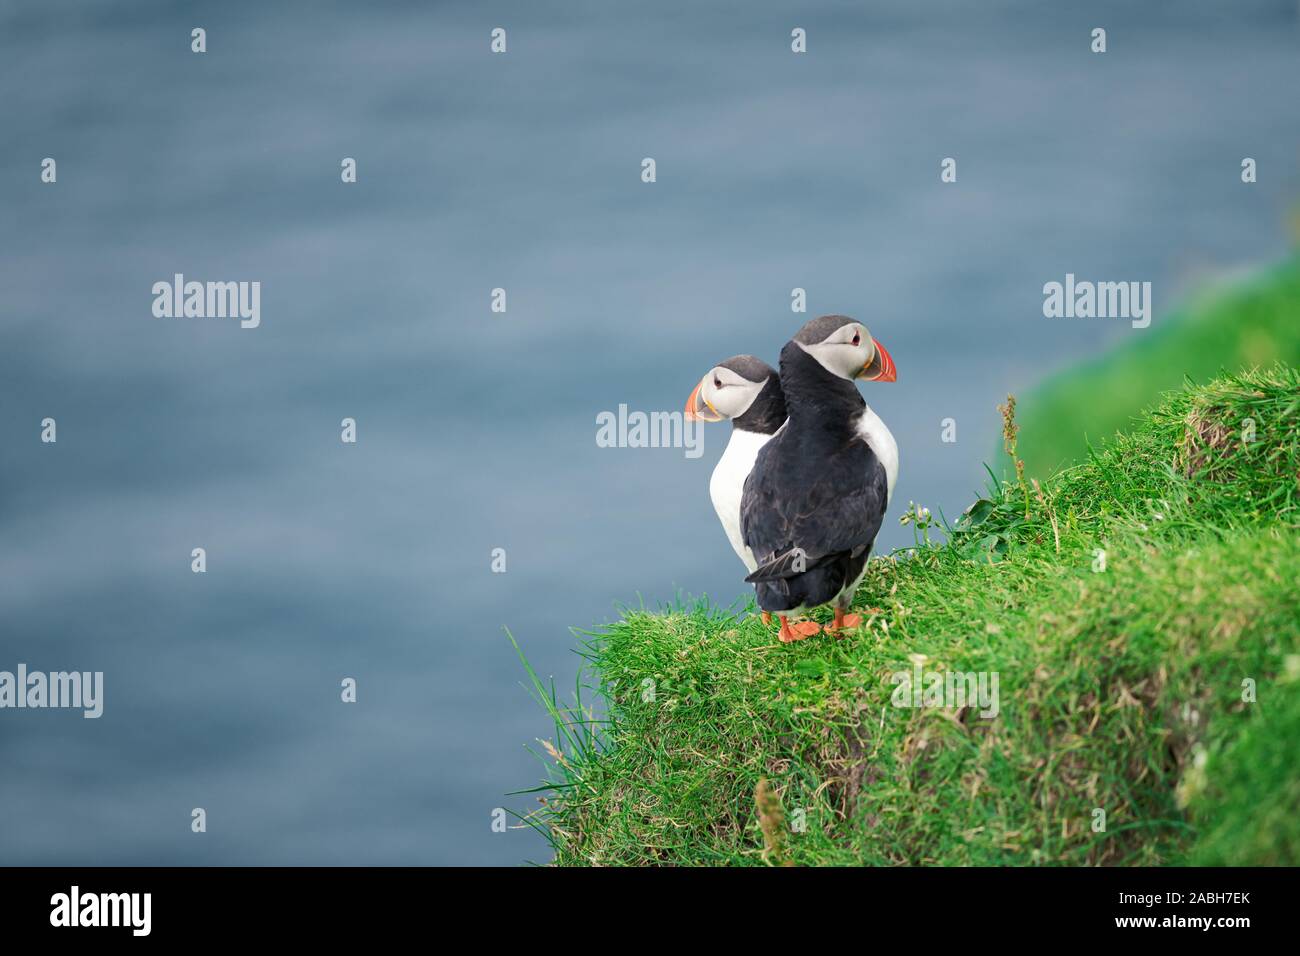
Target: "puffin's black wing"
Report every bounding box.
[741,439,888,583]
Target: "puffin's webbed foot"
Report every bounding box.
[823,607,873,634]
[778,616,820,643]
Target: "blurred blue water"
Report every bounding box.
[0,0,1297,864]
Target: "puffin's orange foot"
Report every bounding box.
[761,611,772,626]
[778,616,821,643]
[824,608,865,635]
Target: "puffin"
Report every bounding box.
[740,315,898,643]
[684,356,788,585]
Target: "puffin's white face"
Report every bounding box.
[685,365,767,422]
[796,319,897,383]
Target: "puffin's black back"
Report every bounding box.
[740,341,889,612]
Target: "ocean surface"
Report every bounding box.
[1,0,1297,864]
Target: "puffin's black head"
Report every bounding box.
[787,314,897,383]
[684,354,787,434]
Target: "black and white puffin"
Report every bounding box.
[684,356,788,580]
[740,315,898,643]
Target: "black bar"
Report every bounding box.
[0,866,1284,941]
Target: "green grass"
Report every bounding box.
[517,365,1300,866]
[1015,256,1300,478]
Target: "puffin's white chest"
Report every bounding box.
[856,406,898,506]
[709,428,771,572]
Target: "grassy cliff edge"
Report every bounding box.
[520,365,1300,865]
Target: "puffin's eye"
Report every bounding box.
[851,332,861,347]
[714,378,722,388]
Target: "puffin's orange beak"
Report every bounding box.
[685,377,723,422]
[860,339,897,382]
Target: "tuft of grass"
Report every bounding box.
[521,366,1299,866]
[754,778,793,867]
[1016,256,1300,478]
